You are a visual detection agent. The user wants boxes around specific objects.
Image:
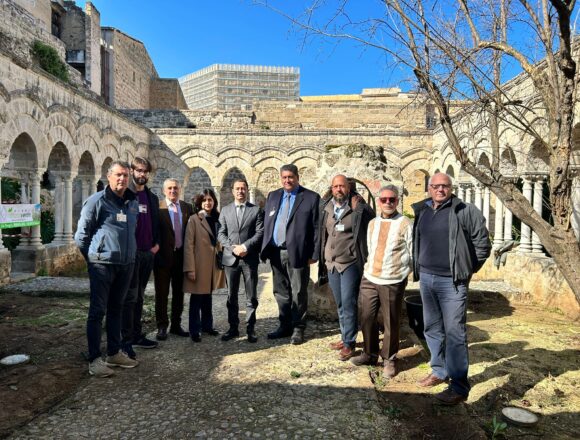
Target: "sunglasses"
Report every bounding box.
[379,197,397,204]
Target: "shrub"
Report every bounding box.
[31,41,69,83]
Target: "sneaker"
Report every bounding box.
[88,358,115,377]
[106,351,139,369]
[133,336,158,349]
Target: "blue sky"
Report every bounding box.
[82,1,412,96]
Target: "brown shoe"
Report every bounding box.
[383,360,398,379]
[417,373,447,388]
[338,346,354,361]
[328,340,344,350]
[434,388,467,405]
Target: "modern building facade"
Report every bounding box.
[179,64,300,110]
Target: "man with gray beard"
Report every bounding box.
[319,175,374,361]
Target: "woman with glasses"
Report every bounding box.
[183,188,225,342]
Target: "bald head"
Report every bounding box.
[428,172,453,207]
[331,174,349,204]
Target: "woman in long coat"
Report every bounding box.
[183,188,225,342]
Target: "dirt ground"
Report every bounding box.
[0,281,578,439]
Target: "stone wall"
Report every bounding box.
[101,28,158,110]
[13,0,51,33]
[84,2,101,96]
[150,78,188,110]
[474,254,579,320]
[60,2,85,52]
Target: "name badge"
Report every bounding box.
[269,210,276,217]
[335,224,345,232]
[117,213,127,222]
[139,204,148,213]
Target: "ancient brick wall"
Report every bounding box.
[84,2,101,95]
[150,78,188,110]
[13,0,51,32]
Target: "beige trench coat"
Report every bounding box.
[183,212,225,294]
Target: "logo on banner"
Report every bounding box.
[0,204,41,229]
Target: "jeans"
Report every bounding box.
[270,248,310,330]
[327,264,361,348]
[419,272,470,397]
[224,261,259,331]
[188,294,214,336]
[87,262,134,362]
[122,250,154,345]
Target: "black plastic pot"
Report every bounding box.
[404,295,425,341]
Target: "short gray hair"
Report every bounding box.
[428,173,453,186]
[378,184,399,198]
[163,178,180,189]
[107,160,130,175]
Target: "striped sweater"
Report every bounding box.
[363,212,413,285]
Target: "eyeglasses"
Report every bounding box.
[429,184,451,190]
[378,197,397,204]
[134,168,150,175]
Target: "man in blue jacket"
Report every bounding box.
[412,172,491,405]
[260,164,320,345]
[75,160,140,377]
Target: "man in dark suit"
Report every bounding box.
[153,178,194,340]
[260,164,321,345]
[218,179,264,343]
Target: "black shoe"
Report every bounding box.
[133,336,158,349]
[156,328,168,341]
[123,344,137,360]
[290,328,305,345]
[221,329,240,341]
[170,327,190,337]
[267,327,293,340]
[191,334,201,343]
[203,328,220,336]
[247,331,258,343]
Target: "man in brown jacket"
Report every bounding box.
[153,179,193,340]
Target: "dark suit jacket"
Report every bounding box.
[260,186,321,268]
[218,201,264,267]
[155,199,194,268]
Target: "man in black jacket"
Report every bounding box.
[319,175,374,361]
[261,164,320,345]
[412,172,491,405]
[121,157,160,359]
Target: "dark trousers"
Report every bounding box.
[188,294,213,336]
[419,272,470,397]
[154,249,185,330]
[86,262,134,362]
[327,264,361,348]
[359,276,406,361]
[122,250,154,345]
[270,248,310,330]
[224,261,259,332]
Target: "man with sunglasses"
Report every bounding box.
[350,185,412,379]
[319,175,375,361]
[412,172,490,405]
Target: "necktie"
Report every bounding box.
[334,206,341,220]
[275,193,291,246]
[172,204,182,249]
[237,204,244,226]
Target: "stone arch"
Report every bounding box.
[98,157,113,191]
[255,167,279,208]
[526,140,550,174]
[150,168,171,199]
[221,167,247,207]
[404,169,430,211]
[500,146,518,176]
[477,152,491,170]
[185,167,212,203]
[445,165,456,178]
[4,133,39,177]
[73,151,97,227]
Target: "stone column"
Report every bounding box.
[483,187,491,229]
[53,176,64,244]
[503,206,513,241]
[20,180,28,203]
[464,185,473,204]
[63,176,74,243]
[474,184,483,211]
[81,178,90,202]
[213,186,221,206]
[519,177,533,253]
[457,184,466,201]
[531,175,545,254]
[27,173,43,249]
[249,187,256,204]
[493,195,504,247]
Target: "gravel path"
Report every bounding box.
[8,270,398,440]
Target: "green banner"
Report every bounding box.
[0,204,41,229]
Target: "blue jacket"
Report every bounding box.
[75,186,139,265]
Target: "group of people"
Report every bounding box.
[75,159,491,406]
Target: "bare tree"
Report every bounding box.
[257,0,580,301]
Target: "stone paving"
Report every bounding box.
[7,270,400,440]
